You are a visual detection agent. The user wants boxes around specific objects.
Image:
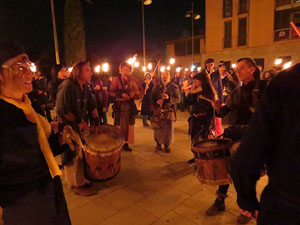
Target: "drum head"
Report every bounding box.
[83,125,124,153]
[192,138,232,152]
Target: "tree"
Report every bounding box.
[64,0,86,66]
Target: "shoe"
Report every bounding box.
[123,144,132,152]
[164,145,171,153]
[187,158,195,164]
[156,144,162,151]
[237,214,252,224]
[206,200,225,216]
[74,184,96,196]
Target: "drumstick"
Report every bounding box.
[199,95,214,103]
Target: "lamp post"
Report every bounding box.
[50,0,60,64]
[185,0,200,65]
[142,0,152,67]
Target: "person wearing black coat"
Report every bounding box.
[0,42,71,225]
[231,63,300,225]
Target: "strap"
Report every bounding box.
[118,75,127,91]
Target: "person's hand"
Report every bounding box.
[79,121,89,131]
[162,93,169,100]
[51,121,59,133]
[122,93,130,100]
[102,107,107,113]
[211,100,222,111]
[157,99,163,106]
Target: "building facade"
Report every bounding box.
[166,0,300,70]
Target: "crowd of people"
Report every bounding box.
[0,40,298,225]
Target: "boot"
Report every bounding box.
[122,143,132,152]
[156,143,162,151]
[74,183,96,196]
[142,116,149,127]
[164,144,171,153]
[206,198,225,216]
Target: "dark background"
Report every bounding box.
[0,0,205,75]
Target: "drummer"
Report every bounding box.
[186,73,214,163]
[207,58,267,224]
[56,61,99,196]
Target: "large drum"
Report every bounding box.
[192,138,232,185]
[83,125,124,181]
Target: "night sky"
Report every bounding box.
[0,0,205,74]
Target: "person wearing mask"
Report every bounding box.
[0,41,71,225]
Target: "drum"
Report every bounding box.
[192,138,232,185]
[83,125,124,181]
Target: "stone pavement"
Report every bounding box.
[64,111,267,225]
[0,111,268,225]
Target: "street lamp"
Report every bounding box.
[185,0,200,65]
[142,0,152,67]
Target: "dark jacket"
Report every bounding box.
[231,64,300,224]
[217,80,267,126]
[141,80,154,115]
[151,81,180,110]
[56,78,97,127]
[0,99,64,206]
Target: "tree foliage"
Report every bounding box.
[64,0,86,66]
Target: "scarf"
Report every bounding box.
[0,94,61,178]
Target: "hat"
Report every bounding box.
[205,58,215,65]
[0,41,25,66]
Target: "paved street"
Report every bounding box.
[0,111,268,225]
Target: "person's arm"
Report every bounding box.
[231,82,278,212]
[55,81,77,123]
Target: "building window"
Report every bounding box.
[276,0,291,7]
[175,38,201,56]
[224,21,232,48]
[274,6,300,41]
[238,18,247,46]
[223,0,232,18]
[275,9,290,30]
[239,0,248,14]
[175,41,186,56]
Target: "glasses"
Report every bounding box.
[2,60,34,73]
